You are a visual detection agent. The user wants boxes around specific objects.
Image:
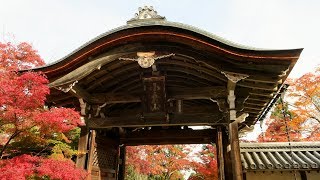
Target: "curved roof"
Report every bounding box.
[38,20,272,69]
[34,19,302,78]
[35,10,303,127]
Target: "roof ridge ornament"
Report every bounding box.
[127,6,166,24]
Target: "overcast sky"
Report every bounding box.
[0,0,319,78]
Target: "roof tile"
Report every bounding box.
[240,142,320,170]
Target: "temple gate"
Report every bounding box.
[35,6,302,180]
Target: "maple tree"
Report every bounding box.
[126,145,192,179]
[257,101,301,142]
[258,65,320,142]
[126,144,219,180]
[188,144,218,180]
[0,41,87,179]
[0,42,44,70]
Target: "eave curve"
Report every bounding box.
[31,20,303,79]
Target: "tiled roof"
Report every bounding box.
[240,142,320,171]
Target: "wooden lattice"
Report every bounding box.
[92,146,117,169]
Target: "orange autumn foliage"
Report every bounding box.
[188,144,218,180]
[126,145,192,179]
[258,65,320,142]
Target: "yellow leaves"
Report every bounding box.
[49,140,77,160]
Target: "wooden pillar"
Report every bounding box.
[118,145,126,180]
[76,126,89,169]
[87,130,96,178]
[229,122,243,180]
[216,126,225,180]
[221,71,248,180]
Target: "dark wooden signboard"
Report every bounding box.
[142,76,167,122]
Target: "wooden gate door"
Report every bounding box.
[89,131,120,180]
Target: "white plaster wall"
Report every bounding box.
[246,171,301,180]
[306,171,320,180]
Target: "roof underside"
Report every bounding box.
[34,20,302,128]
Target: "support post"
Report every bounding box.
[221,71,248,180]
[223,129,232,180]
[216,126,225,180]
[87,130,96,177]
[118,145,126,180]
[76,126,89,169]
[229,122,243,180]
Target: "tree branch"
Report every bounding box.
[0,130,21,158]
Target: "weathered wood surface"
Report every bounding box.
[76,127,89,169]
[67,86,228,104]
[88,113,225,128]
[90,132,120,180]
[120,128,216,145]
[87,130,96,178]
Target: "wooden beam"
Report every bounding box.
[243,106,264,111]
[249,92,273,97]
[69,86,228,104]
[70,85,93,102]
[238,81,278,91]
[167,86,227,100]
[88,113,224,128]
[121,129,216,145]
[50,86,256,107]
[244,102,266,107]
[93,93,140,104]
[108,105,219,116]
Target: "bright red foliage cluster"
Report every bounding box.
[0,71,49,121]
[0,154,87,180]
[0,41,86,179]
[0,69,82,156]
[35,108,84,133]
[0,42,45,70]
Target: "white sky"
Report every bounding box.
[1,0,319,78]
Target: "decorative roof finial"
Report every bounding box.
[127,6,166,24]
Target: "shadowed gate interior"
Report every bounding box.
[35,7,302,180]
